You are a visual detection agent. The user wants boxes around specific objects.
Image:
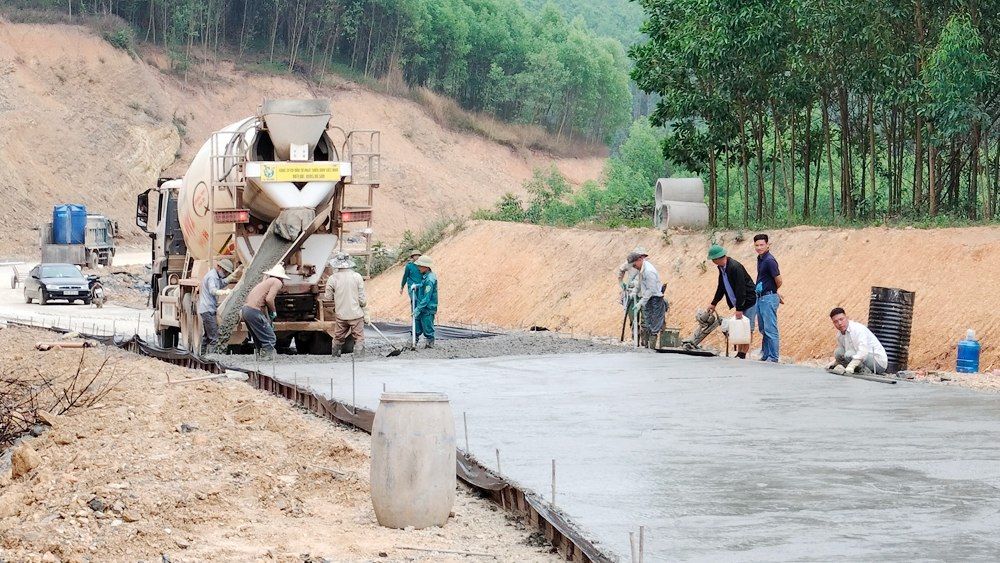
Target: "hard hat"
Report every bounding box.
[265,263,290,279]
[329,252,355,269]
[408,249,422,258]
[217,258,235,273]
[632,246,649,257]
[415,255,433,268]
[708,245,727,260]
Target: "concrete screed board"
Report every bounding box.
[277,352,1000,563]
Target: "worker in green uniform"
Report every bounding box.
[399,249,423,305]
[413,254,438,349]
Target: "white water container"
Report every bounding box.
[370,392,455,529]
[727,316,752,344]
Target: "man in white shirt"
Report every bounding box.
[630,251,667,346]
[323,252,370,357]
[826,308,888,374]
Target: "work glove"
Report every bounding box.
[225,265,244,283]
[824,359,838,370]
[832,364,846,375]
[269,311,277,321]
[363,308,371,324]
[216,289,232,299]
[844,359,862,374]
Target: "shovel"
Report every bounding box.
[368,323,403,357]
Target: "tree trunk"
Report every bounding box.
[929,125,937,217]
[789,110,796,217]
[709,149,718,226]
[868,95,876,219]
[804,102,812,219]
[771,109,779,219]
[740,110,750,226]
[726,147,731,228]
[838,86,853,218]
[823,92,835,218]
[755,113,765,222]
[970,122,981,219]
[914,114,924,214]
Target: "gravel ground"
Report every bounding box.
[209,329,650,370]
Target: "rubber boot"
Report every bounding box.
[332,344,342,358]
[259,348,275,361]
[354,345,365,358]
[424,339,435,349]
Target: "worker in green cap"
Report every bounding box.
[706,245,756,358]
[413,254,438,349]
[400,249,423,305]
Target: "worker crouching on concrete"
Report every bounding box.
[324,252,370,357]
[242,263,289,361]
[413,255,438,349]
[826,308,888,374]
[630,250,667,345]
[198,258,242,356]
[706,245,756,359]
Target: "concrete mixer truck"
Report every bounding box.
[136,99,380,355]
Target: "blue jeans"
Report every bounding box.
[242,306,276,353]
[754,293,780,361]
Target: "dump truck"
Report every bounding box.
[136,99,380,354]
[40,212,118,268]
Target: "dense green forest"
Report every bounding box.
[5,0,633,143]
[520,0,645,47]
[631,0,1000,226]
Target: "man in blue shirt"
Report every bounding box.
[197,258,241,355]
[747,234,782,362]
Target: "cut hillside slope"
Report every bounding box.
[0,20,603,258]
[368,221,1000,370]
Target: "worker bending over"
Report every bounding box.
[826,308,888,374]
[706,245,756,359]
[197,258,241,355]
[413,255,438,349]
[242,263,288,361]
[630,250,667,343]
[324,252,370,357]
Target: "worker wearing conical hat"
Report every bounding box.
[324,252,370,357]
[242,263,289,361]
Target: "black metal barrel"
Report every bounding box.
[867,287,915,373]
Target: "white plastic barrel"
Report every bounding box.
[370,392,456,529]
[727,316,752,344]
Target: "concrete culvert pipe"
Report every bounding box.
[370,392,456,529]
[655,178,706,208]
[654,201,710,230]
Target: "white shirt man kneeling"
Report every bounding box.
[826,307,889,375]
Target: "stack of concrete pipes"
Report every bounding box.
[652,178,710,230]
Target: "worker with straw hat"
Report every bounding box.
[324,252,370,357]
[413,254,438,349]
[242,263,289,361]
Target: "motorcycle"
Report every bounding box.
[86,274,105,308]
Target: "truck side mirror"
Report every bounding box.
[136,192,149,231]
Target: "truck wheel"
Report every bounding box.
[306,332,333,355]
[159,327,179,348]
[88,251,99,269]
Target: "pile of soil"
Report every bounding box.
[0,327,564,563]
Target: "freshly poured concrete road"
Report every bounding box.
[274,352,1000,562]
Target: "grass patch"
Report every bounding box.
[365,217,466,278]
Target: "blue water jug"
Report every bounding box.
[956,329,980,373]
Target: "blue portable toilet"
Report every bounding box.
[957,329,980,373]
[53,204,87,244]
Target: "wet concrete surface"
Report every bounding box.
[269,352,1000,562]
